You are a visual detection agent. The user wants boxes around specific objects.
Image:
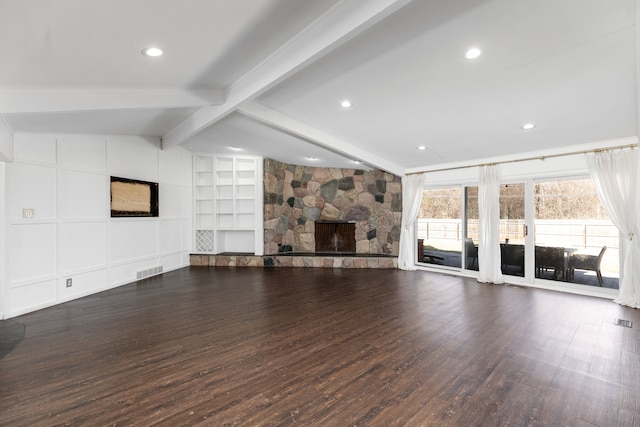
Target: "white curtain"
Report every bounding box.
[398,173,425,270]
[587,149,640,308]
[478,165,504,283]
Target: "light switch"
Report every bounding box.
[22,208,35,218]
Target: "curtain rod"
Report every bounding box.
[406,142,638,176]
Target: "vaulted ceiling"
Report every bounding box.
[1,0,636,175]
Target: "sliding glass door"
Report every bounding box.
[416,176,619,292]
[533,178,619,289]
[416,183,531,277]
[499,183,527,278]
[464,187,479,271]
[416,187,463,268]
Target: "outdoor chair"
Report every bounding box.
[535,246,565,280]
[568,246,607,286]
[500,243,525,276]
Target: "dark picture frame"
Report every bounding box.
[110,176,159,217]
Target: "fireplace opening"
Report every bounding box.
[315,221,356,254]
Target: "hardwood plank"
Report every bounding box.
[1,267,639,426]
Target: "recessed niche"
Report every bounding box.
[110,176,159,217]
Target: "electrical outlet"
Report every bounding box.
[66,278,72,288]
[22,208,35,218]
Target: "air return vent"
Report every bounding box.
[136,266,163,280]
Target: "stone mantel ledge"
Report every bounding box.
[190,254,397,269]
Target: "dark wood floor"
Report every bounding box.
[1,267,639,426]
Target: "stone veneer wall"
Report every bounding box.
[263,158,402,255]
[190,254,398,269]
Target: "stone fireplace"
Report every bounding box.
[263,159,402,256]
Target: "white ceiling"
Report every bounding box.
[1,0,637,174]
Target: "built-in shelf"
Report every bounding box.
[193,155,263,254]
[194,156,215,253]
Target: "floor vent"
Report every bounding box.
[136,266,163,280]
[615,319,633,328]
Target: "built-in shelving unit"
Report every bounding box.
[194,156,215,252]
[193,155,263,254]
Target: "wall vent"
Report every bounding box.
[615,319,633,328]
[136,266,163,280]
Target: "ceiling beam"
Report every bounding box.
[0,89,223,114]
[238,101,404,176]
[161,0,415,150]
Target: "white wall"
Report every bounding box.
[0,162,6,319]
[0,119,10,318]
[3,133,192,318]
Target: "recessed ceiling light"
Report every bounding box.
[340,100,352,108]
[228,146,243,151]
[352,160,362,164]
[465,47,482,59]
[306,156,318,161]
[417,145,427,151]
[522,123,535,130]
[142,47,163,57]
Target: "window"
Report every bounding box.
[500,183,526,277]
[534,178,619,288]
[415,174,620,291]
[417,187,463,268]
[464,187,479,270]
